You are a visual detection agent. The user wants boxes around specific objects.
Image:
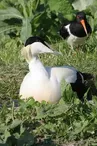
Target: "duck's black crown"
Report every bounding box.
[25,36,49,48]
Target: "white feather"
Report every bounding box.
[46,66,77,83]
[65,24,87,49]
[20,57,77,103]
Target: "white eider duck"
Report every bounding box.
[19,36,93,103]
[60,11,92,49]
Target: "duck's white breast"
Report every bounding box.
[19,70,61,103]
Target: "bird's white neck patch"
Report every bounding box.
[28,56,48,78]
[65,24,71,35]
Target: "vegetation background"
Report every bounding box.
[0,0,97,145]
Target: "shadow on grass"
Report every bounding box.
[34,137,59,146]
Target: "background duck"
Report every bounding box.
[19,36,93,103]
[60,11,92,49]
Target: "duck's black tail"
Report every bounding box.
[70,72,94,101]
[81,72,93,80]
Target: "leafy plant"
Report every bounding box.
[0,0,61,43]
[0,0,40,42]
[72,0,94,11]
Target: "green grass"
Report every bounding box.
[0,36,97,146]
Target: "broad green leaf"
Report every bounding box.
[29,0,40,13]
[20,125,25,135]
[4,130,11,143]
[18,0,28,18]
[72,0,94,11]
[0,26,18,34]
[73,120,89,135]
[13,132,20,139]
[10,119,21,129]
[47,0,73,15]
[0,7,23,21]
[0,124,7,134]
[20,18,32,43]
[17,132,34,146]
[52,99,71,117]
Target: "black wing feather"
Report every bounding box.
[70,72,93,101]
[59,20,71,39]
